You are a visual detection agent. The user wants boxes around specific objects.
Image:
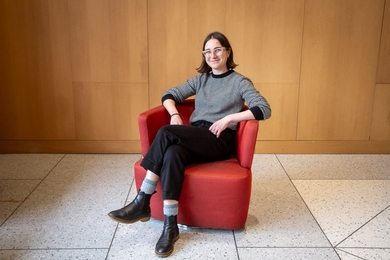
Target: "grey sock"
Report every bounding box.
[140,178,157,195]
[164,204,178,216]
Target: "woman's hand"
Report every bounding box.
[170,114,183,125]
[209,116,231,138]
[163,99,183,125]
[209,110,256,138]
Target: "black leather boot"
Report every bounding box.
[108,190,155,224]
[155,215,179,257]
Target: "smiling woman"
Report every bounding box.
[197,31,238,74]
[107,31,271,257]
[203,40,230,74]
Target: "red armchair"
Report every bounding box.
[134,99,259,230]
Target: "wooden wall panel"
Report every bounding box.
[1,0,389,154]
[148,0,304,141]
[73,83,149,140]
[370,84,390,140]
[148,0,186,107]
[256,84,299,140]
[186,0,227,77]
[225,0,304,141]
[68,0,149,142]
[0,0,75,140]
[226,0,304,84]
[377,1,390,83]
[298,0,384,140]
[255,84,299,140]
[68,0,148,83]
[148,0,228,107]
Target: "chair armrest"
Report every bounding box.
[138,99,195,156]
[235,120,259,169]
[138,106,170,156]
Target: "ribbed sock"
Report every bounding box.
[140,178,157,195]
[164,203,178,216]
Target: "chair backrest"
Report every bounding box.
[138,99,258,169]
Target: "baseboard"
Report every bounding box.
[0,140,140,154]
[0,140,389,154]
[255,140,390,154]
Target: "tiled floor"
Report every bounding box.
[0,154,389,260]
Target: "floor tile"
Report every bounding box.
[238,248,340,260]
[0,154,139,249]
[336,248,390,260]
[108,185,239,260]
[0,203,19,226]
[293,180,390,246]
[0,249,108,260]
[235,155,330,248]
[277,154,390,180]
[0,180,41,202]
[109,220,238,260]
[0,153,388,259]
[0,154,64,179]
[0,179,41,225]
[335,249,364,259]
[107,219,163,259]
[338,206,390,248]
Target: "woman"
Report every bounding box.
[108,31,271,257]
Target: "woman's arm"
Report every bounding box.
[163,99,183,125]
[209,110,255,138]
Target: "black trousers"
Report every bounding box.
[140,121,235,201]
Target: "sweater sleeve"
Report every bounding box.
[249,106,265,120]
[240,77,271,120]
[161,75,199,104]
[161,94,175,104]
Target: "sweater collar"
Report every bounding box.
[211,70,234,78]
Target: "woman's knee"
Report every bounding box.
[164,145,190,164]
[156,125,170,137]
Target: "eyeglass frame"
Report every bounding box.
[202,47,227,57]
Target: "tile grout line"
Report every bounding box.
[105,175,136,259]
[335,248,366,260]
[232,229,241,260]
[0,154,67,229]
[335,204,390,248]
[274,154,342,260]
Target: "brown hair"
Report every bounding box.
[196,32,238,74]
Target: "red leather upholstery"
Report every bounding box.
[134,99,258,230]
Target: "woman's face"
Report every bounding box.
[203,38,230,74]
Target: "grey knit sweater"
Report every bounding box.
[162,70,271,130]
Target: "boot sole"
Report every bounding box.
[155,234,180,258]
[107,214,151,224]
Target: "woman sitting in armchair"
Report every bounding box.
[108,31,271,258]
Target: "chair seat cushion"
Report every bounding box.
[134,157,252,230]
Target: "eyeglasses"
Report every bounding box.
[202,47,226,57]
